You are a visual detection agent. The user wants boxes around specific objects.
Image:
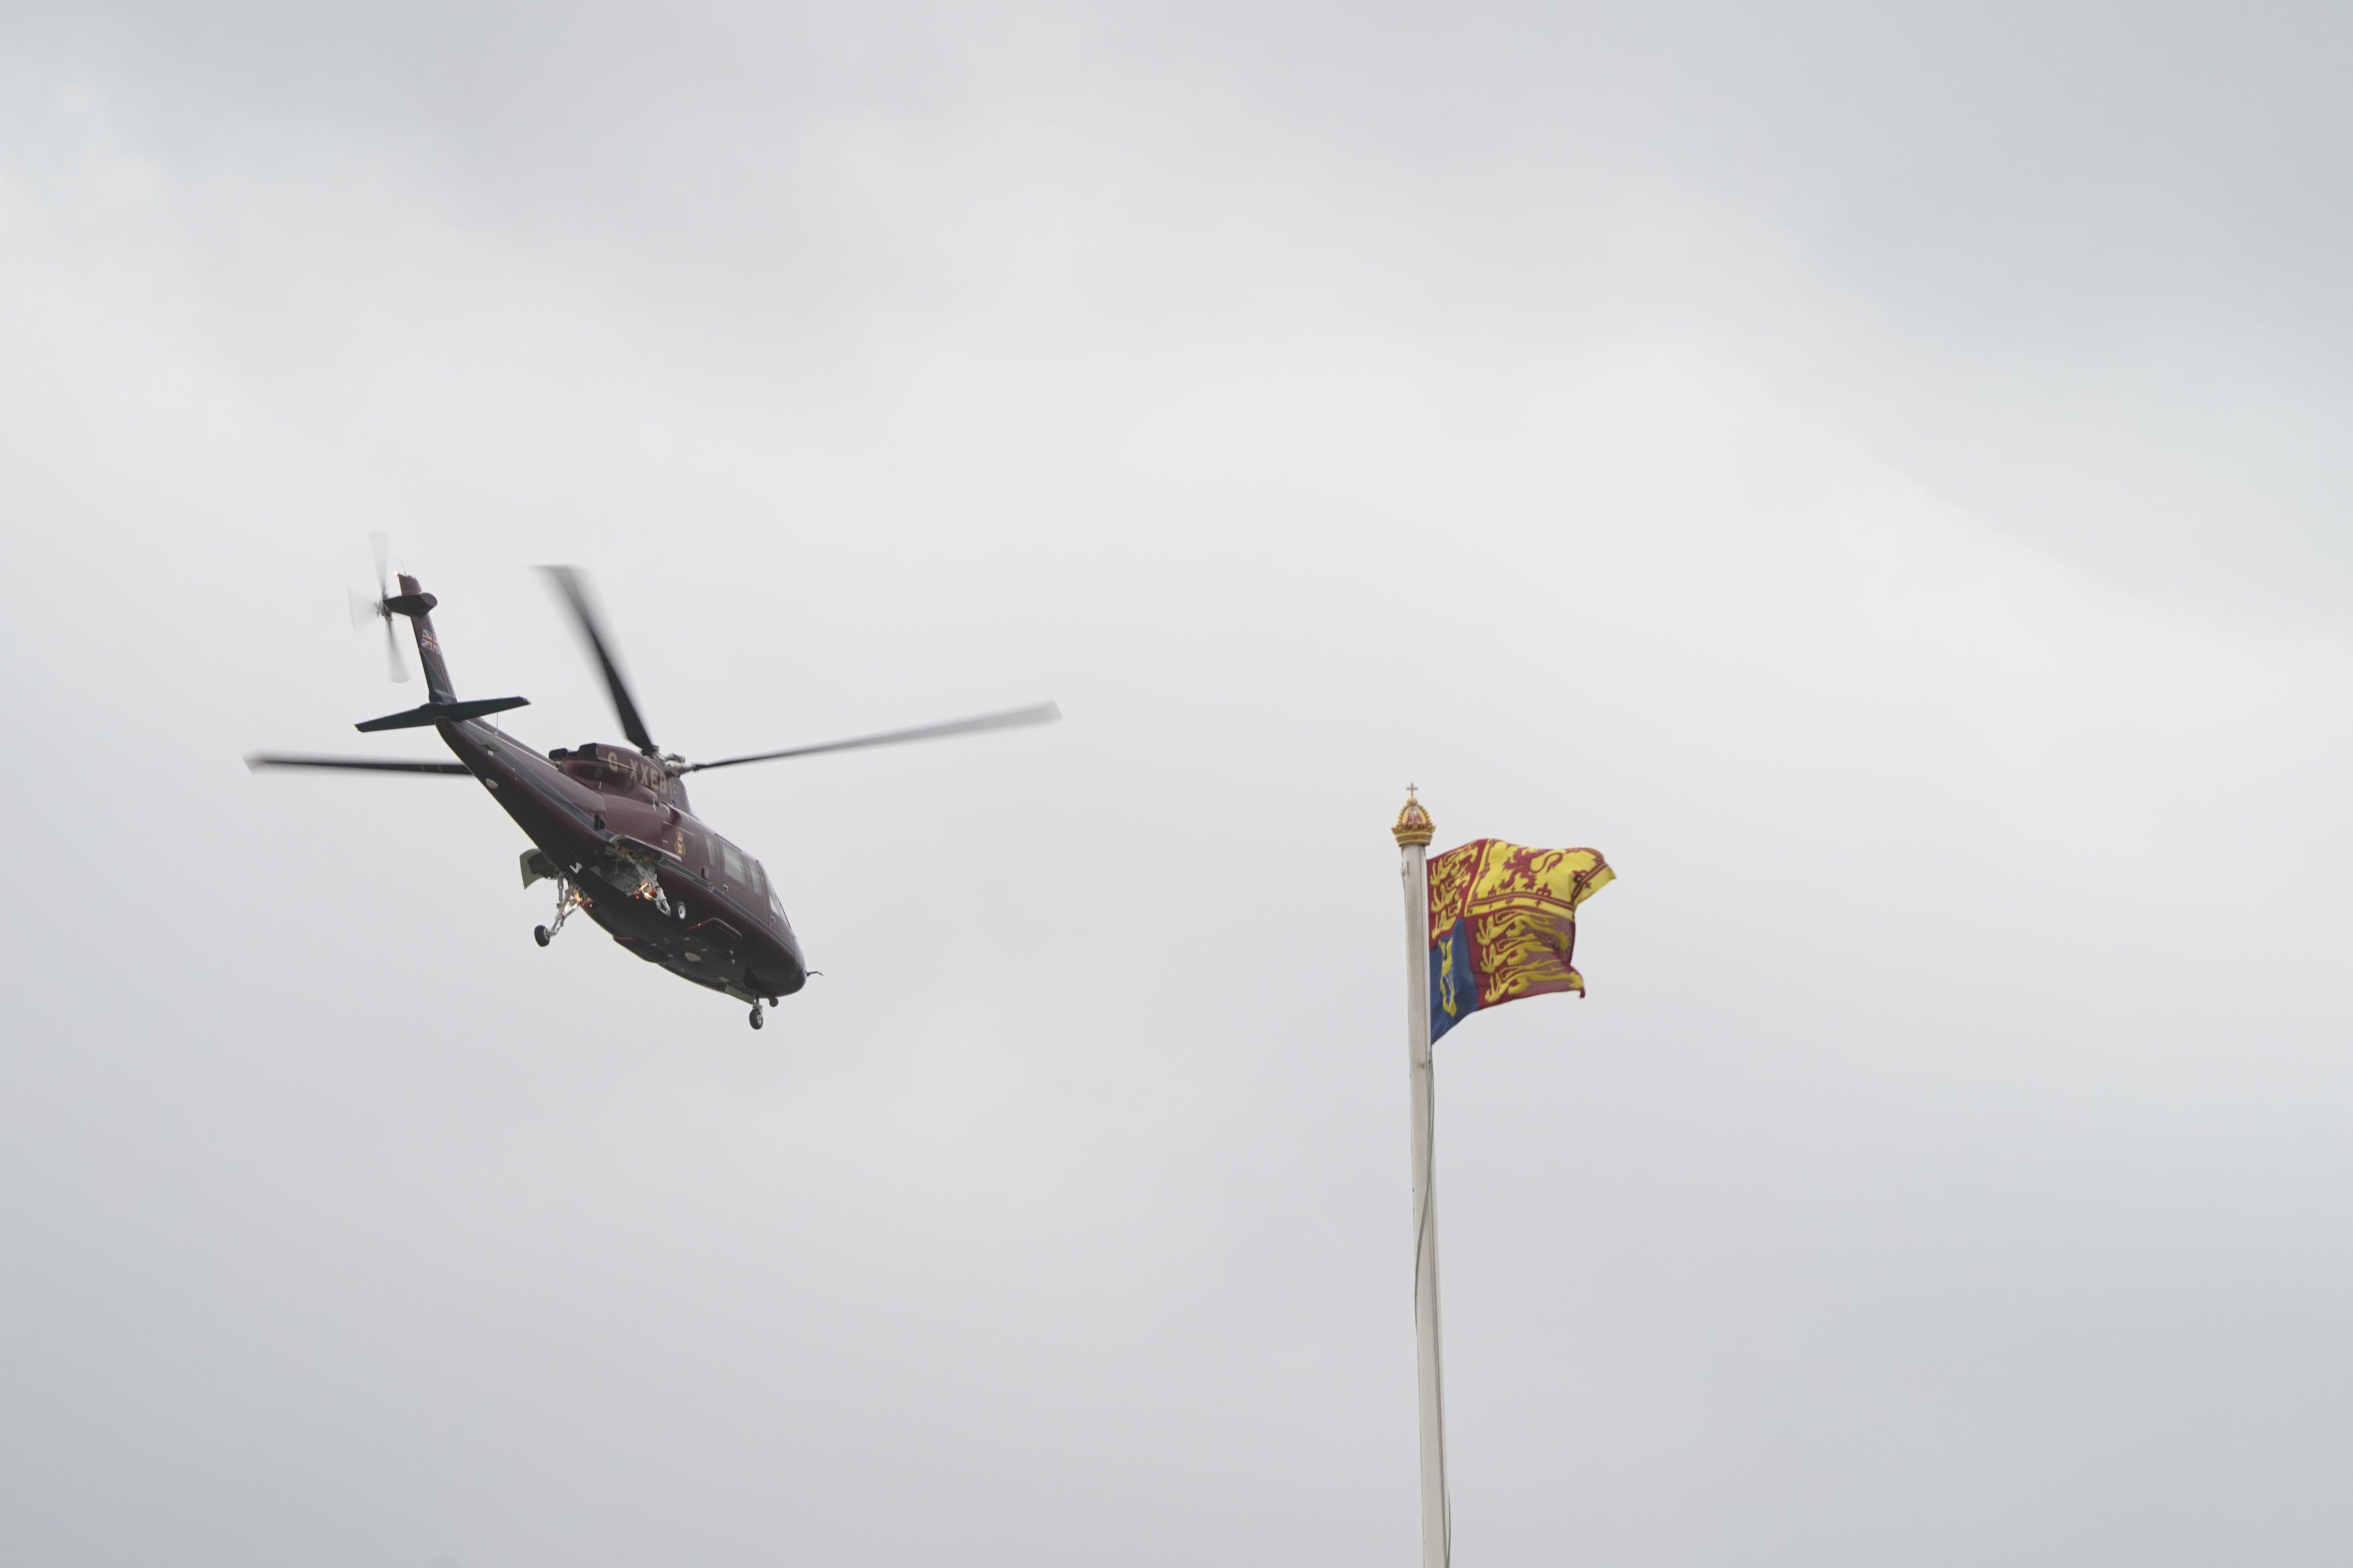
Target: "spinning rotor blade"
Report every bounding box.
[683,701,1062,774]
[246,753,471,774]
[540,565,657,755]
[380,616,409,683]
[352,536,409,683]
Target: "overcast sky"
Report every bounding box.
[4,3,2352,1565]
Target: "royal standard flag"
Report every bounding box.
[1427,839,1613,1042]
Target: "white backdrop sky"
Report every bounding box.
[4,3,2352,1565]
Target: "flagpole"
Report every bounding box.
[1392,786,1449,1568]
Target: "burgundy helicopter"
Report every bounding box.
[248,542,1058,1028]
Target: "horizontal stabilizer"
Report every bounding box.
[355,696,529,732]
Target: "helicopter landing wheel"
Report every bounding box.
[748,1001,765,1030]
[538,880,580,947]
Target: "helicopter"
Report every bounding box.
[248,542,1058,1028]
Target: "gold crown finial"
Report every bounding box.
[1392,784,1435,847]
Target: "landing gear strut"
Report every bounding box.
[748,1000,765,1030]
[536,878,586,948]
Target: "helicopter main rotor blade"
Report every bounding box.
[540,565,658,755]
[245,753,472,774]
[682,701,1061,774]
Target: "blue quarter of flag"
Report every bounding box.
[1428,918,1479,1043]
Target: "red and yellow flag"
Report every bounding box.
[1427,839,1613,1041]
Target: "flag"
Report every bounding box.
[1427,839,1613,1042]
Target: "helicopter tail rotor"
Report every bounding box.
[352,532,410,684]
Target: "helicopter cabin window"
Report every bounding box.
[719,840,748,886]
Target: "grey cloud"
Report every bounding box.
[3,4,2351,1565]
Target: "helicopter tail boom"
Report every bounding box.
[387,573,458,703]
[352,573,529,731]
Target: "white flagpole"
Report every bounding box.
[1392,786,1449,1568]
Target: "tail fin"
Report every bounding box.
[386,574,456,702]
[356,574,529,733]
